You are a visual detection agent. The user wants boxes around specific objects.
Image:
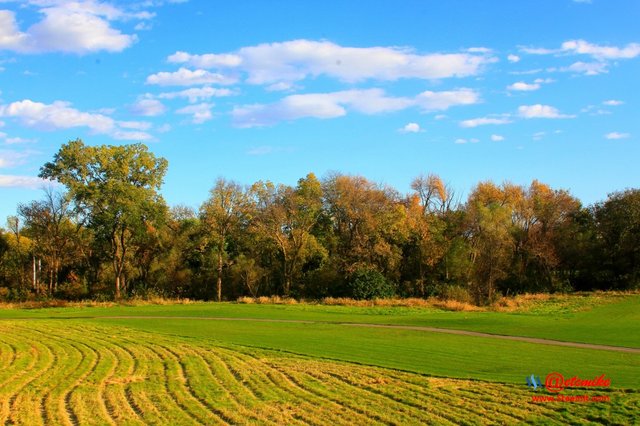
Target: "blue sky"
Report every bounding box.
[1,0,639,221]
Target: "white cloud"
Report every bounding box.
[232,88,475,128]
[519,46,560,55]
[399,122,421,133]
[507,54,520,63]
[507,81,540,91]
[561,39,640,60]
[454,138,467,144]
[0,2,144,54]
[562,61,609,75]
[509,68,543,75]
[4,136,36,144]
[518,104,575,119]
[0,174,48,189]
[111,130,153,141]
[533,131,546,141]
[491,134,505,142]
[166,39,495,86]
[0,99,152,140]
[168,50,243,68]
[415,89,479,111]
[146,68,237,86]
[157,87,234,103]
[604,132,630,140]
[134,22,153,31]
[459,116,511,128]
[507,78,553,91]
[521,39,640,66]
[0,149,31,168]
[130,98,166,116]
[176,103,213,124]
[603,99,623,106]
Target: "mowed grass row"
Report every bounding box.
[2,293,638,347]
[0,321,638,425]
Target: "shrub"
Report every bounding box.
[346,268,395,300]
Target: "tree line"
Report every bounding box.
[0,140,638,304]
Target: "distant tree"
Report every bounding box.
[465,182,515,303]
[18,188,77,294]
[508,181,581,293]
[250,173,325,296]
[200,178,250,301]
[39,140,168,298]
[323,174,407,280]
[592,189,640,289]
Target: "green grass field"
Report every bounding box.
[0,293,638,424]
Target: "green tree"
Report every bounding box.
[465,182,515,304]
[39,140,168,298]
[200,178,250,301]
[592,189,640,289]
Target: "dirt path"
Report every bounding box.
[93,315,640,354]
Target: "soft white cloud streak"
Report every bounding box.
[165,39,495,86]
[232,88,478,128]
[157,87,234,102]
[0,174,49,189]
[130,98,166,116]
[508,81,540,91]
[176,103,213,124]
[604,132,630,140]
[518,104,575,119]
[0,99,153,140]
[146,67,237,86]
[459,117,511,128]
[399,122,421,133]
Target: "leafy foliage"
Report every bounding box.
[347,268,395,300]
[0,140,638,303]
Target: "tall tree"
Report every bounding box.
[39,140,168,298]
[250,174,325,296]
[592,189,640,289]
[200,178,250,301]
[465,182,515,303]
[18,188,76,294]
[323,174,407,280]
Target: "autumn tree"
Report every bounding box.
[250,173,325,296]
[323,174,407,281]
[404,174,460,295]
[39,140,168,299]
[465,182,515,303]
[508,181,581,292]
[18,188,77,294]
[200,178,251,301]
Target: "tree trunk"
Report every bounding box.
[115,274,121,299]
[216,250,223,302]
